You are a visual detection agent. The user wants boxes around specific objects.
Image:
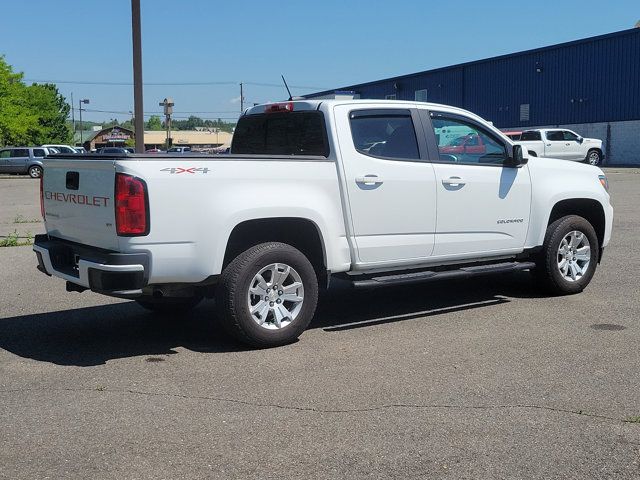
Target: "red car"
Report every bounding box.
[502,130,523,141]
[439,134,486,155]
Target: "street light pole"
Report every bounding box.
[131,0,145,153]
[79,98,90,145]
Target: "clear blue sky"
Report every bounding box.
[1,0,637,123]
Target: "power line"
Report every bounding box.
[24,78,327,90]
[81,108,239,121]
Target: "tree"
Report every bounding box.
[146,115,162,130]
[121,118,135,131]
[0,56,71,146]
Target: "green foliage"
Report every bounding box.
[13,214,41,224]
[171,115,235,132]
[0,56,71,146]
[0,230,33,247]
[146,115,163,130]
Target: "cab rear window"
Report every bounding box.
[231,111,329,157]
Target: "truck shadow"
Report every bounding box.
[0,272,541,366]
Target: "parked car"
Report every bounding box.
[97,147,130,154]
[145,148,163,153]
[439,133,487,155]
[41,144,78,154]
[0,146,57,178]
[502,130,523,141]
[516,129,604,165]
[73,146,87,154]
[124,147,135,154]
[167,146,192,153]
[34,100,613,348]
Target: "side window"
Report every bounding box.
[33,148,46,157]
[11,149,29,157]
[563,131,579,141]
[546,131,564,141]
[415,89,428,102]
[350,110,420,161]
[520,131,541,141]
[430,115,507,165]
[0,150,10,159]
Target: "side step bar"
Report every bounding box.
[351,261,536,289]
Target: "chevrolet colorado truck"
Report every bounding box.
[516,128,604,165]
[33,100,613,347]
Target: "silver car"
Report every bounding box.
[0,146,57,178]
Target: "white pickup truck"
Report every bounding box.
[34,100,613,347]
[517,128,604,165]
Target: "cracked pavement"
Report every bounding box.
[1,170,639,479]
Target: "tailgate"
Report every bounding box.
[42,158,119,250]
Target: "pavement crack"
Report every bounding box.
[0,387,632,424]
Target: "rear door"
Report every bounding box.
[423,110,531,258]
[334,104,437,264]
[42,158,120,250]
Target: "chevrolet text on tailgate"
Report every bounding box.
[34,100,614,347]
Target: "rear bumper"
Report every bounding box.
[33,234,149,296]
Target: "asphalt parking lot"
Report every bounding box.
[1,170,639,479]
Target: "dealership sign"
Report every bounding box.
[103,128,131,142]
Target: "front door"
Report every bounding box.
[8,148,30,173]
[425,111,531,258]
[562,130,583,160]
[334,104,437,265]
[0,149,10,173]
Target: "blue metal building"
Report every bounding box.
[306,28,640,130]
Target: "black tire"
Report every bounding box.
[215,242,319,348]
[28,165,43,178]
[585,149,601,166]
[533,215,599,295]
[136,295,202,314]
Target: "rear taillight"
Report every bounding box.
[40,174,45,219]
[265,102,294,113]
[115,173,149,236]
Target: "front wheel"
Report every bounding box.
[533,215,599,295]
[585,150,601,166]
[215,242,319,347]
[28,165,42,178]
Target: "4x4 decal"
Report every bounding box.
[160,167,210,174]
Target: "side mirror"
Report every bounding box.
[505,144,528,167]
[577,136,584,144]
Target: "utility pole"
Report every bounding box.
[131,0,145,153]
[71,92,76,142]
[79,98,90,145]
[240,82,244,113]
[159,98,174,149]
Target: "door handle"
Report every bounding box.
[442,176,465,187]
[355,175,383,185]
[546,143,551,146]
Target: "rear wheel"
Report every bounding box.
[28,165,42,178]
[215,242,318,347]
[585,149,601,166]
[533,215,599,295]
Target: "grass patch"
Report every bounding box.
[13,214,41,224]
[0,230,33,247]
[625,416,640,424]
